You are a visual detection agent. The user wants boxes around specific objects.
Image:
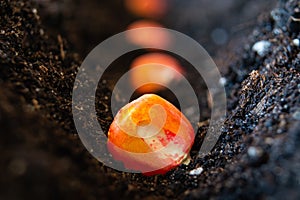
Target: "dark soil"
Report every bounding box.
[0,0,299,200]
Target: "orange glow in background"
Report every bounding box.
[125,0,178,94]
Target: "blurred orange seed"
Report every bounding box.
[130,53,183,93]
[125,0,168,18]
[107,94,194,175]
[126,20,170,48]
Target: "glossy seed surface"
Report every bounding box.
[107,94,194,175]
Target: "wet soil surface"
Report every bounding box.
[0,0,299,199]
